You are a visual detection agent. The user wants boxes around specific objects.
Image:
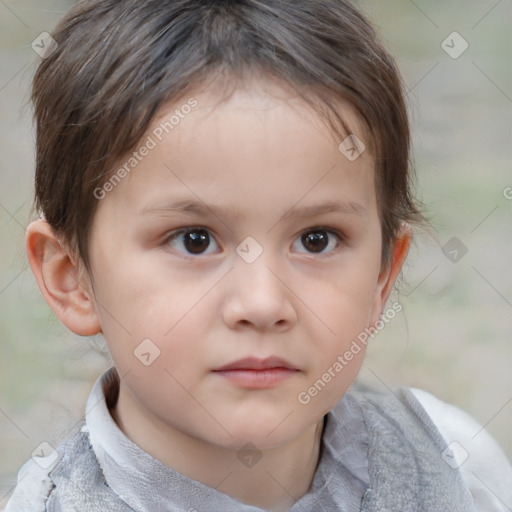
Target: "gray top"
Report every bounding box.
[86,371,369,511]
[5,369,512,511]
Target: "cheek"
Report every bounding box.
[90,256,213,375]
[311,290,369,383]
[295,258,379,406]
[308,257,380,342]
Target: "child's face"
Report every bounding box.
[85,80,402,449]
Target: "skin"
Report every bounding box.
[27,79,410,511]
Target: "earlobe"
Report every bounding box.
[371,224,412,324]
[26,219,101,336]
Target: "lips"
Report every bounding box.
[212,357,299,389]
[213,356,298,372]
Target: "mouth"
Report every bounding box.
[212,357,300,389]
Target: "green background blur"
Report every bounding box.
[1,0,511,505]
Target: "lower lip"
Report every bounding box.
[213,368,298,388]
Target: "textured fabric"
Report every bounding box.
[356,387,478,512]
[45,431,134,512]
[411,388,512,512]
[85,370,369,512]
[5,369,494,511]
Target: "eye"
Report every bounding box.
[292,227,342,254]
[166,227,220,256]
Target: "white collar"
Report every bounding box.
[85,368,369,512]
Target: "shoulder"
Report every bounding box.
[3,425,87,512]
[3,451,59,512]
[411,388,512,512]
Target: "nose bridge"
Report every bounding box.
[234,246,283,300]
[222,242,297,330]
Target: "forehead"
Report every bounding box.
[95,79,377,224]
[157,77,370,156]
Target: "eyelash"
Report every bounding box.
[163,225,345,258]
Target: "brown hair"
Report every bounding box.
[32,0,422,269]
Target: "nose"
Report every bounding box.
[221,257,298,333]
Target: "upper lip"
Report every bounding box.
[213,356,298,372]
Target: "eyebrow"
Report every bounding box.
[140,198,367,220]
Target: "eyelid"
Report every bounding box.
[164,226,221,257]
[161,224,346,258]
[167,225,210,237]
[300,225,345,241]
[302,225,344,236]
[292,225,345,256]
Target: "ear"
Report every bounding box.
[370,224,411,325]
[26,219,101,336]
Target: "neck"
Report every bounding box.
[112,386,324,512]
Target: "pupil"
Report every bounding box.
[302,231,328,252]
[185,230,210,254]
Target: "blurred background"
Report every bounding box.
[0,0,511,506]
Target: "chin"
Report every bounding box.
[215,413,316,452]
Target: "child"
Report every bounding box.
[5,0,511,510]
